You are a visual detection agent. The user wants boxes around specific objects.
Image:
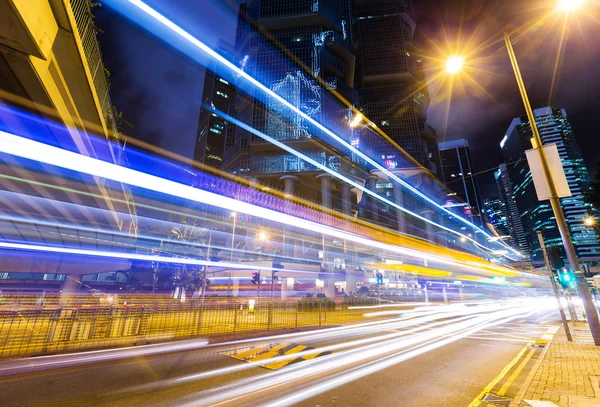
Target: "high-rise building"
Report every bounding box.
[500,107,599,261]
[354,0,441,177]
[439,139,484,225]
[194,41,237,170]
[495,163,528,253]
[222,0,443,227]
[223,0,378,215]
[483,197,511,239]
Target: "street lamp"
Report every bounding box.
[443,4,600,343]
[445,56,464,74]
[227,211,238,296]
[584,216,595,227]
[258,230,268,241]
[557,0,584,12]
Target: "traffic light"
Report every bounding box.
[251,272,260,284]
[376,273,384,285]
[547,246,565,270]
[557,266,574,288]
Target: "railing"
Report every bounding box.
[0,294,426,358]
[69,0,116,133]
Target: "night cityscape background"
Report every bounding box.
[0,1,599,406]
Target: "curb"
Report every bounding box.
[509,326,560,406]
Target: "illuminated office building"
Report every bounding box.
[483,197,511,238]
[500,107,599,261]
[439,139,483,225]
[354,0,441,177]
[194,41,237,170]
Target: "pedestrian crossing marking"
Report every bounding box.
[221,342,331,370]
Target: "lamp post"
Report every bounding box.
[442,0,600,344]
[227,212,237,297]
[503,32,600,345]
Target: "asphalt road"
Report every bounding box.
[0,299,558,407]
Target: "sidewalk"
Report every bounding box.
[511,323,600,407]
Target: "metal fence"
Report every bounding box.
[0,294,417,358]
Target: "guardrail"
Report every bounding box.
[0,294,427,358]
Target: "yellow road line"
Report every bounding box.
[466,341,533,407]
[247,343,291,363]
[264,345,308,370]
[497,348,536,396]
[224,345,269,360]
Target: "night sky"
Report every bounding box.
[96,0,600,199]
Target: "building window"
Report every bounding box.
[210,128,222,134]
[216,91,229,99]
[217,78,229,85]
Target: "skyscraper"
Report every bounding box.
[483,197,511,239]
[354,0,441,176]
[495,163,528,254]
[439,139,484,225]
[223,0,382,217]
[194,41,237,170]
[500,107,599,261]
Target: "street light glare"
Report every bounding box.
[558,0,584,11]
[350,113,363,128]
[258,231,267,240]
[446,56,464,74]
[584,217,595,226]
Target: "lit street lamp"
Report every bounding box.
[445,56,464,74]
[557,0,584,12]
[443,4,600,344]
[584,216,595,227]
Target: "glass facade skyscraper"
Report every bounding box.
[194,41,237,170]
[439,139,483,225]
[500,107,599,262]
[354,0,441,176]
[483,197,511,239]
[495,163,528,253]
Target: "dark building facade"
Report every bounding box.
[439,139,483,225]
[194,41,237,170]
[500,107,599,261]
[354,0,441,176]
[495,163,528,253]
[484,197,511,239]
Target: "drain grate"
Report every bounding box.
[481,393,512,406]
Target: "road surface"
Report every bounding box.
[0,299,558,407]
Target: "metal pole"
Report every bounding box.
[200,230,212,317]
[227,214,237,297]
[537,231,572,341]
[505,33,600,345]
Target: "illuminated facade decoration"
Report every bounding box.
[500,107,600,261]
[194,41,237,170]
[354,0,441,177]
[439,139,484,226]
[223,0,367,215]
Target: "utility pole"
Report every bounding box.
[505,33,600,345]
[537,231,572,341]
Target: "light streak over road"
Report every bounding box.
[0,129,522,278]
[101,0,521,258]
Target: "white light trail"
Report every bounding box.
[110,0,520,257]
[0,129,517,277]
[175,300,551,407]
